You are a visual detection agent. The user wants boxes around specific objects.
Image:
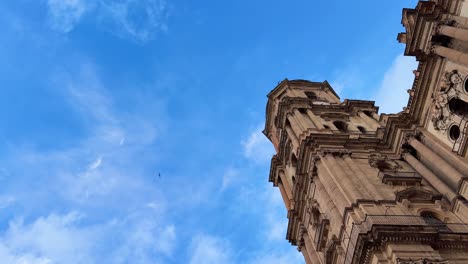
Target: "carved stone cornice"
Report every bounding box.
[397,258,448,264]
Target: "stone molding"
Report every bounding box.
[397,258,448,264]
[319,149,352,157]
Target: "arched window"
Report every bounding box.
[357,126,366,133]
[305,91,317,100]
[323,125,330,129]
[449,124,461,141]
[333,121,348,132]
[448,98,468,116]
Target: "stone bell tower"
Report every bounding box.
[263,1,468,264]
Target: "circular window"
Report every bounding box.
[449,125,461,141]
[465,78,468,93]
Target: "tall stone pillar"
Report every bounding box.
[321,152,361,202]
[402,152,457,201]
[285,126,299,149]
[342,155,382,199]
[408,137,463,190]
[419,130,468,176]
[437,25,468,42]
[432,45,468,67]
[316,161,349,214]
[450,15,468,28]
[358,112,380,130]
[293,109,309,130]
[287,115,303,136]
[315,178,343,234]
[303,232,322,264]
[306,110,325,130]
[279,171,293,199]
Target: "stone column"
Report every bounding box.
[408,137,463,190]
[342,155,381,199]
[301,250,315,264]
[285,126,299,149]
[316,161,349,214]
[432,45,468,67]
[321,152,361,203]
[306,110,325,129]
[358,112,380,130]
[303,232,321,264]
[437,25,468,42]
[371,112,380,121]
[315,178,343,233]
[450,15,468,28]
[279,171,293,200]
[419,130,468,176]
[293,109,309,130]
[287,115,303,136]
[403,152,457,201]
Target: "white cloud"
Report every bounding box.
[221,168,238,190]
[374,54,418,114]
[47,0,87,33]
[242,125,274,164]
[46,0,169,43]
[88,156,102,170]
[189,234,233,264]
[99,0,168,43]
[2,212,94,264]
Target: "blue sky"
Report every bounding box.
[0,1,418,263]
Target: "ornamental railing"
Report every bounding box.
[344,215,468,264]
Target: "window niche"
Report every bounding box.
[305,91,317,100]
[448,98,468,116]
[449,124,461,141]
[333,121,348,132]
[357,126,366,133]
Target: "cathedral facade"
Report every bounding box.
[263,1,468,263]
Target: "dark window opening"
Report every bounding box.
[449,125,461,141]
[305,91,317,100]
[291,154,298,167]
[299,108,307,114]
[357,126,366,133]
[376,160,393,171]
[464,78,468,93]
[333,121,348,132]
[323,125,330,129]
[421,212,443,224]
[363,110,373,117]
[448,98,468,116]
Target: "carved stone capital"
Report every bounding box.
[368,153,402,172]
[319,149,351,157]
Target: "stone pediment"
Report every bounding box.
[395,187,442,203]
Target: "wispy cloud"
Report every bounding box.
[241,125,274,165]
[99,0,168,43]
[47,0,87,33]
[374,54,418,114]
[189,234,233,264]
[46,0,169,43]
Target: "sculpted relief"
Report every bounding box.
[431,70,464,131]
[368,153,402,172]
